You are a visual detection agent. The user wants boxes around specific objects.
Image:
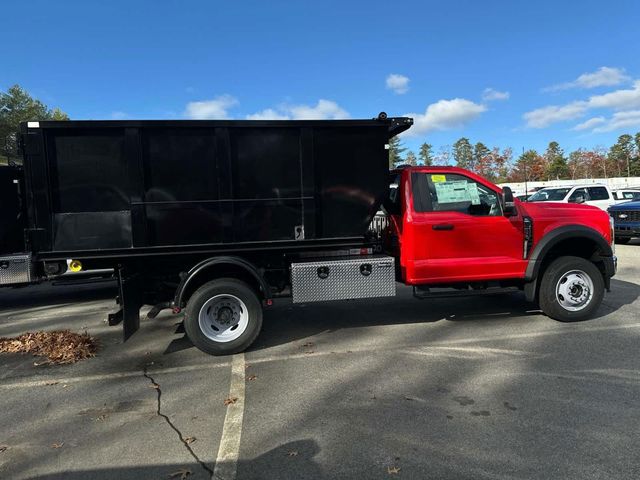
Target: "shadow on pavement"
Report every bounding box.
[25,439,322,480]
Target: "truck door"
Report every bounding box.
[405,171,527,284]
[585,186,613,210]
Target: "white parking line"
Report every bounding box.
[213,352,246,480]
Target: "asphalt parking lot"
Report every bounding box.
[1,242,639,480]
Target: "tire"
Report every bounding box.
[615,237,630,245]
[184,278,262,356]
[538,256,604,322]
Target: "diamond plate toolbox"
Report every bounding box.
[291,255,395,303]
[0,254,33,286]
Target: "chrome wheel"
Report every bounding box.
[555,270,594,312]
[198,294,249,343]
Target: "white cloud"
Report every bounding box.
[544,66,631,92]
[246,99,349,120]
[184,94,238,119]
[386,74,410,94]
[525,80,640,129]
[288,99,349,119]
[587,80,640,110]
[523,101,588,128]
[246,108,290,120]
[110,111,128,120]
[572,117,606,131]
[482,88,510,101]
[592,110,640,133]
[404,98,487,136]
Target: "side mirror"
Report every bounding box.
[502,186,516,216]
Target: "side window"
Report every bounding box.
[412,172,501,216]
[568,188,589,203]
[587,187,610,200]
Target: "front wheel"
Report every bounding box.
[184,278,263,355]
[538,256,604,322]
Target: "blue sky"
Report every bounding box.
[2,0,640,158]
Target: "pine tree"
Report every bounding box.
[452,137,473,170]
[405,151,417,166]
[608,134,634,177]
[0,85,69,163]
[388,136,407,169]
[418,143,433,166]
[544,141,569,180]
[473,142,491,177]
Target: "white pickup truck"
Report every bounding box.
[526,184,616,210]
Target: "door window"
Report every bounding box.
[568,188,589,203]
[587,187,610,200]
[412,172,502,216]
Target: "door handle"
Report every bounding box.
[432,223,454,231]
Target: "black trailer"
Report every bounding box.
[1,114,412,354]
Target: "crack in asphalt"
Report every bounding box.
[143,366,214,477]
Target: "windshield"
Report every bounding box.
[528,188,571,202]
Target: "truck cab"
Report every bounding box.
[383,166,616,321]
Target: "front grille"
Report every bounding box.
[612,210,640,223]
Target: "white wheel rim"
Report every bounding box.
[198,294,249,343]
[555,269,594,312]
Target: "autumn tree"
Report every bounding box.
[453,137,473,169]
[418,142,433,166]
[473,142,492,179]
[0,85,69,163]
[508,149,545,182]
[388,136,407,169]
[433,145,452,166]
[544,141,569,180]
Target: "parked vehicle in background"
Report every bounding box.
[527,185,615,210]
[613,189,640,201]
[608,200,640,244]
[516,194,532,202]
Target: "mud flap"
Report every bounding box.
[108,267,144,341]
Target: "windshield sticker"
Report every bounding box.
[431,174,446,183]
[435,181,481,205]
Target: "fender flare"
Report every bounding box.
[524,224,612,283]
[174,256,271,307]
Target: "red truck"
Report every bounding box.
[1,116,616,356]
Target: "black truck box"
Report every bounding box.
[19,117,411,260]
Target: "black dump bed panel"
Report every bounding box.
[20,118,410,257]
[0,166,26,255]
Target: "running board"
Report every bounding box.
[413,286,521,300]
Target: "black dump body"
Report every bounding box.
[19,117,412,261]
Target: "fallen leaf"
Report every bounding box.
[148,383,160,390]
[387,466,401,474]
[246,374,257,381]
[0,445,8,453]
[305,350,315,355]
[302,342,314,348]
[168,468,192,479]
[287,450,298,457]
[224,397,238,406]
[0,330,98,364]
[94,414,108,422]
[45,381,59,386]
[184,436,196,444]
[245,364,251,369]
[51,442,64,449]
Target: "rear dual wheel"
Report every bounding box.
[184,278,263,356]
[538,256,604,322]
